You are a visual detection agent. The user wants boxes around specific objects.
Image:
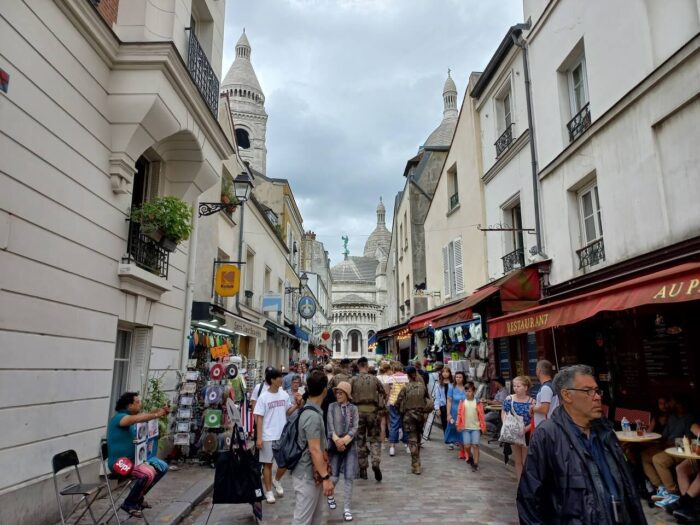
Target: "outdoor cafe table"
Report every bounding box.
[665,447,700,461]
[615,431,662,443]
[484,404,503,412]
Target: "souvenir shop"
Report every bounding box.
[375,322,410,363]
[173,303,266,462]
[488,260,700,409]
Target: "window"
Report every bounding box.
[568,58,589,116]
[333,331,342,355]
[109,329,132,417]
[349,331,361,353]
[235,128,250,149]
[447,164,459,210]
[108,327,151,419]
[403,212,408,250]
[442,237,464,298]
[497,90,513,133]
[245,248,255,292]
[264,266,271,294]
[579,184,603,244]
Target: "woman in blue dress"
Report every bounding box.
[501,375,535,480]
[445,371,467,458]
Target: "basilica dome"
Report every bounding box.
[363,198,391,258]
[423,70,459,149]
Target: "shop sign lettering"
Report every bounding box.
[652,278,700,300]
[506,313,550,335]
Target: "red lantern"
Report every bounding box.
[321,331,331,341]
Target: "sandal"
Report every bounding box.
[344,510,353,521]
[327,496,337,509]
[120,504,143,518]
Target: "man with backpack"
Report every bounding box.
[292,369,334,525]
[350,356,387,481]
[533,360,558,429]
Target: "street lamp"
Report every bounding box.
[285,272,308,294]
[198,171,254,217]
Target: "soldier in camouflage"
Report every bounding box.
[328,358,352,390]
[350,356,387,481]
[396,366,433,475]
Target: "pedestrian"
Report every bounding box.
[328,358,352,390]
[324,363,334,383]
[427,361,444,399]
[532,360,558,429]
[446,371,467,459]
[517,365,647,525]
[250,366,274,412]
[501,375,534,480]
[433,366,452,447]
[387,362,409,456]
[414,360,429,386]
[292,369,334,525]
[350,356,386,481]
[484,376,507,433]
[288,374,306,398]
[457,382,486,472]
[377,361,393,444]
[326,381,359,522]
[253,368,301,504]
[396,365,432,475]
[106,392,170,517]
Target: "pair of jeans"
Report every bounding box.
[388,406,408,444]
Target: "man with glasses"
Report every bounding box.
[517,365,646,525]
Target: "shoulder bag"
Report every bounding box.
[499,396,526,446]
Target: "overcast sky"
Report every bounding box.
[222,0,523,266]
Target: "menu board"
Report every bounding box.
[498,338,511,379]
[643,324,688,378]
[527,332,538,377]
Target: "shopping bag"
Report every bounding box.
[212,439,265,504]
[498,398,526,446]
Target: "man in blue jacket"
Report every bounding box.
[517,365,646,525]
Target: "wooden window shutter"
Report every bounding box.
[128,327,152,394]
[442,245,450,298]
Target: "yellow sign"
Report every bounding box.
[215,265,241,297]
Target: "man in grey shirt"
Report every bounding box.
[293,369,334,525]
[533,360,558,428]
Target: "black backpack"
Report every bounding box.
[272,405,321,470]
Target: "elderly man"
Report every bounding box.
[517,365,646,525]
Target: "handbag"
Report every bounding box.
[212,427,265,504]
[499,397,526,446]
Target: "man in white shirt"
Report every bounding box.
[250,366,274,412]
[254,368,301,503]
[533,360,559,428]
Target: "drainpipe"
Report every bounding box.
[511,20,543,256]
[180,204,200,371]
[235,203,245,316]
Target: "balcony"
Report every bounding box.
[495,123,514,157]
[122,221,170,278]
[502,247,525,274]
[449,192,459,210]
[567,103,591,142]
[577,238,605,269]
[186,32,219,117]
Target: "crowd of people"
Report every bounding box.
[104,356,700,525]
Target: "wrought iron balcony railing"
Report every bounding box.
[449,192,459,210]
[502,247,525,274]
[567,103,591,142]
[122,220,170,278]
[186,32,219,117]
[577,237,605,269]
[495,123,514,157]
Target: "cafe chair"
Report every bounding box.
[51,449,106,524]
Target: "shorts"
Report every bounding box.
[462,429,481,445]
[259,440,278,464]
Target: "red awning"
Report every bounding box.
[488,262,700,338]
[408,301,462,331]
[432,285,497,328]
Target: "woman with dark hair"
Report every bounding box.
[433,366,453,448]
[445,371,467,459]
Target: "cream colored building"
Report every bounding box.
[0,0,232,521]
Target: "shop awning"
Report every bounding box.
[407,301,462,331]
[376,321,409,339]
[432,268,542,329]
[488,262,700,338]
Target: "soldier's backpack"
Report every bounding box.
[272,405,322,470]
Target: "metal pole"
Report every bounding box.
[235,203,245,315]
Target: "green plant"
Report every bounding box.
[131,196,193,244]
[141,371,170,437]
[274,223,285,243]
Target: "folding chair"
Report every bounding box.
[98,439,149,524]
[52,450,105,524]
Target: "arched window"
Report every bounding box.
[235,128,250,149]
[332,331,342,355]
[349,330,361,353]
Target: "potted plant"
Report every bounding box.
[141,372,171,459]
[130,196,193,252]
[220,177,239,215]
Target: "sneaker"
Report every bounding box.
[651,487,670,501]
[265,491,276,504]
[405,445,411,454]
[655,494,680,509]
[448,444,455,450]
[272,479,284,497]
[389,446,395,456]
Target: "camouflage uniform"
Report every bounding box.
[328,371,351,390]
[396,380,431,474]
[350,372,387,475]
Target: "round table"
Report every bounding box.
[615,431,662,443]
[484,404,503,412]
[665,447,700,460]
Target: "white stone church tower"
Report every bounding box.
[221,30,268,174]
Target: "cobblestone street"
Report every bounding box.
[184,428,520,525]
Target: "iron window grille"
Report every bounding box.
[502,247,525,274]
[495,123,514,157]
[186,31,219,117]
[122,220,170,278]
[576,238,605,269]
[567,103,591,142]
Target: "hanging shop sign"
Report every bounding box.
[321,331,331,341]
[214,265,241,297]
[210,344,230,359]
[298,295,317,319]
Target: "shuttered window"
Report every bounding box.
[442,237,464,299]
[128,327,152,394]
[442,246,450,298]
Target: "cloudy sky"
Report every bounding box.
[222,0,523,266]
